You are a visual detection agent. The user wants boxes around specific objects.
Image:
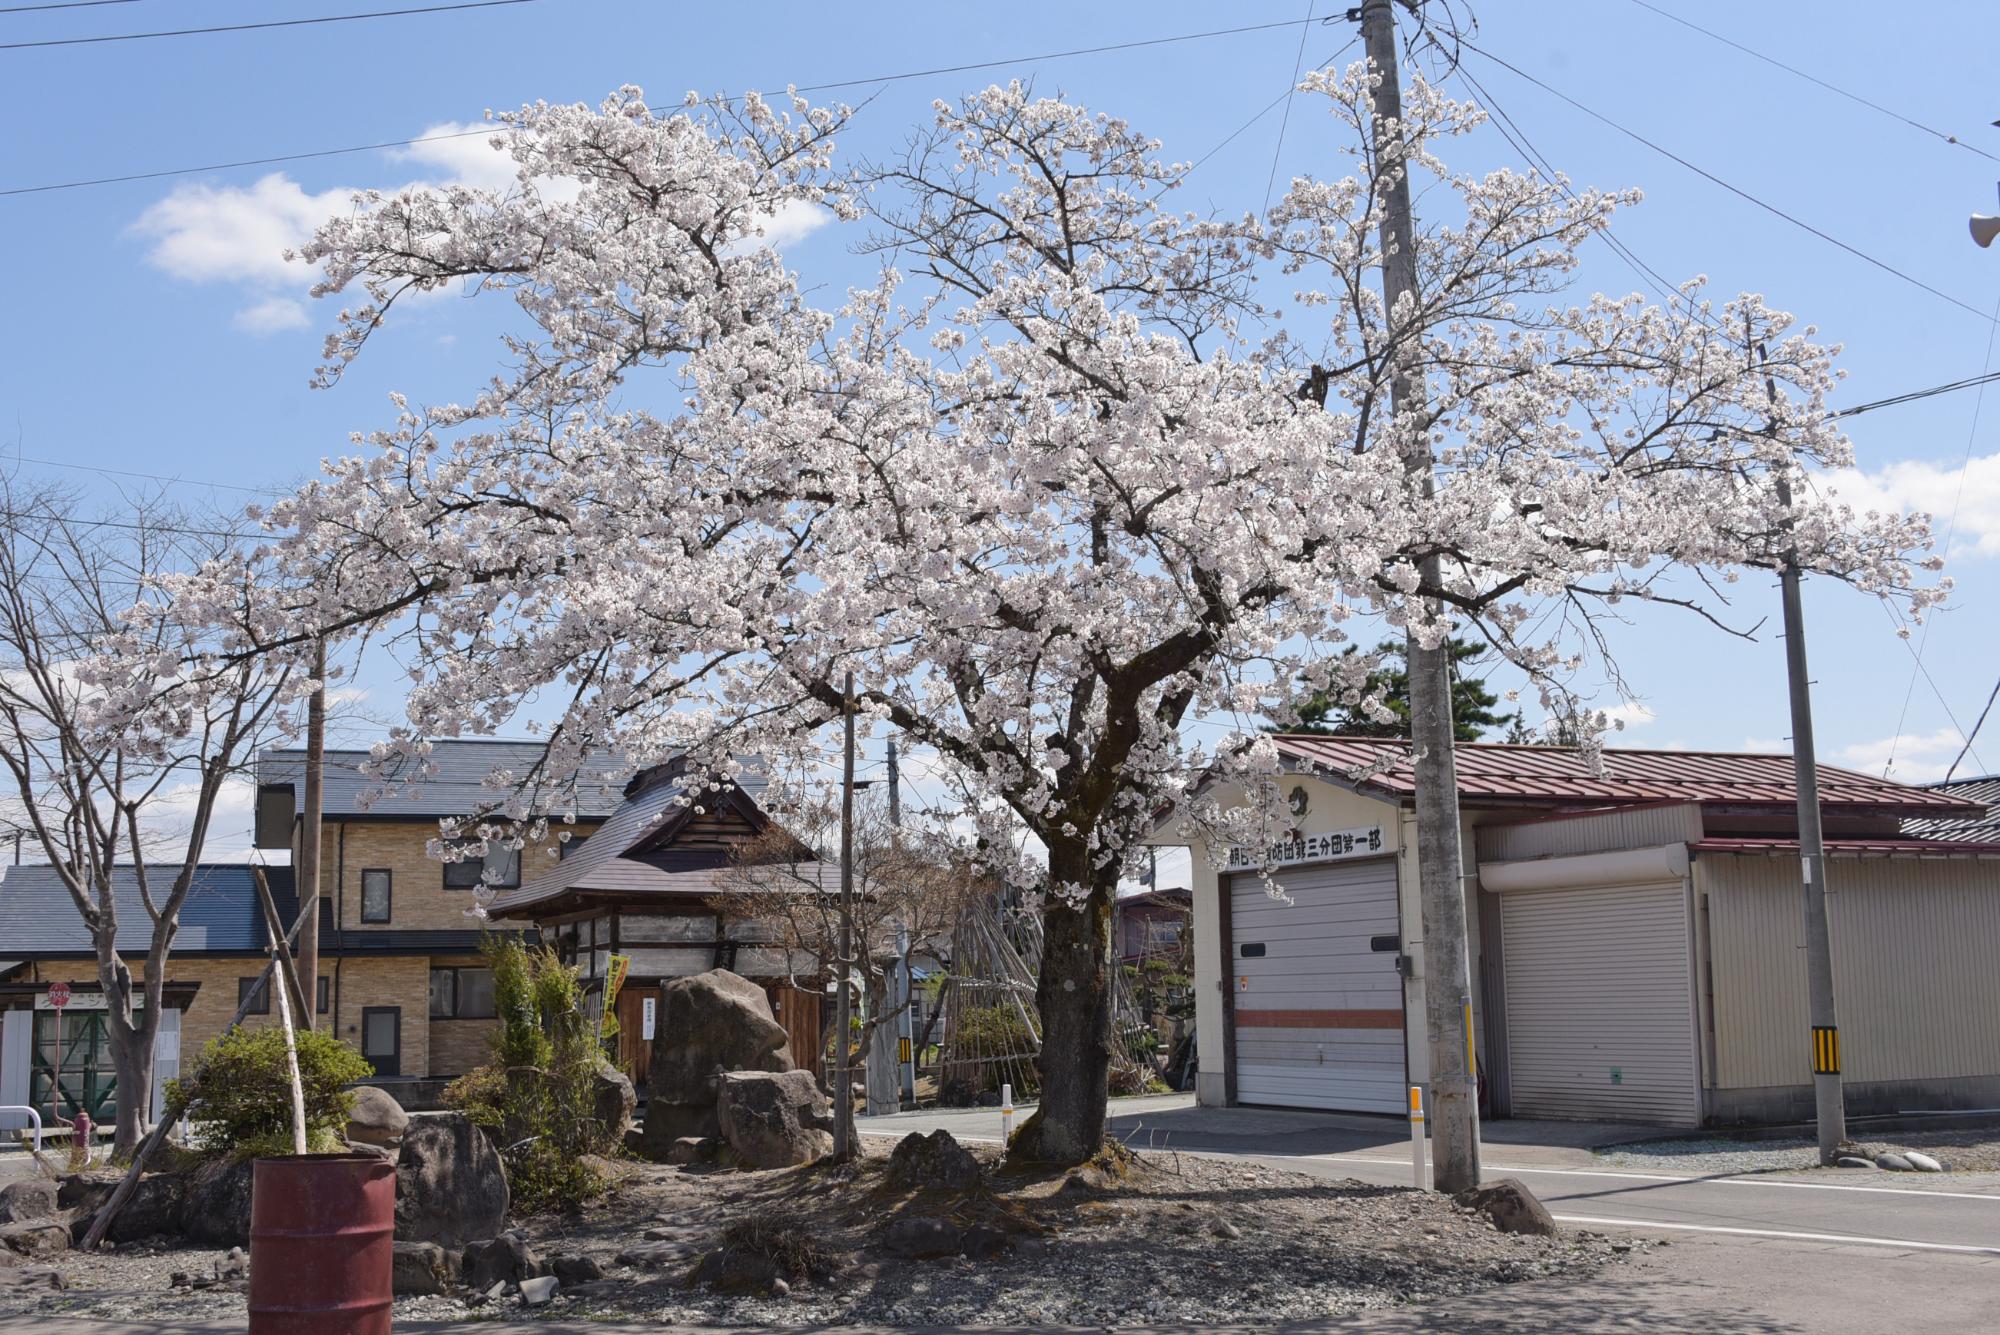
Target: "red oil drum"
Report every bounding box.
[249,1153,396,1334]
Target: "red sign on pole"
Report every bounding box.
[46,980,70,1009]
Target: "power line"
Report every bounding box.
[3,449,282,496]
[1625,0,2000,166]
[4,15,1334,198]
[0,1,149,13]
[1831,369,2000,419]
[1187,36,1358,179]
[1260,2,1317,215]
[0,0,542,51]
[1947,677,2000,783]
[1460,38,1998,326]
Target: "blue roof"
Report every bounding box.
[0,864,295,957]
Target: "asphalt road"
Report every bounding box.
[858,1094,2000,1257]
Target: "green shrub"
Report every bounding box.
[948,1004,1039,1096]
[168,1026,372,1160]
[441,1065,505,1131]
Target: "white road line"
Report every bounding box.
[1309,1155,2000,1201]
[1553,1214,2000,1256]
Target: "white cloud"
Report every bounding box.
[1741,736,1789,753]
[233,296,310,335]
[1831,727,1966,784]
[391,122,522,193]
[133,172,345,287]
[1600,701,1655,731]
[1821,453,2000,559]
[753,199,833,250]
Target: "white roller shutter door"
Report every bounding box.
[1500,881,1699,1125]
[1229,858,1404,1113]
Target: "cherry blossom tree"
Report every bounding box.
[139,71,1938,1164]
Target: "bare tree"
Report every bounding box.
[0,482,296,1157]
[709,789,983,1109]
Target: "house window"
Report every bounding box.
[442,843,520,890]
[360,868,392,923]
[238,976,270,1015]
[429,967,498,1019]
[317,976,330,1014]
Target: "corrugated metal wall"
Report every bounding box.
[1702,853,2000,1089]
[1478,804,1703,862]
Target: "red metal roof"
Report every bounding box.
[1270,735,1985,815]
[1692,837,2000,858]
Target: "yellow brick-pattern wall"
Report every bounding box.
[309,820,597,932]
[154,955,428,1078]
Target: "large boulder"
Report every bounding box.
[716,1069,834,1169]
[182,1156,255,1248]
[396,1113,509,1248]
[106,1172,186,1244]
[886,1130,984,1191]
[347,1086,410,1149]
[462,1230,544,1291]
[0,1220,69,1259]
[392,1240,459,1296]
[1454,1178,1558,1237]
[0,1180,58,1225]
[642,970,793,1152]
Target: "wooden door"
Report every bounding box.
[767,985,823,1078]
[618,986,659,1091]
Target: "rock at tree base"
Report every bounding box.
[882,1215,964,1259]
[1454,1178,1559,1236]
[717,1069,835,1169]
[396,1112,509,1247]
[666,1136,722,1166]
[552,1253,606,1284]
[960,1224,1012,1259]
[347,1085,410,1149]
[393,1240,458,1295]
[463,1231,545,1291]
[594,1063,638,1138]
[0,1180,58,1225]
[0,1220,70,1259]
[1835,1155,1876,1169]
[642,969,793,1153]
[1876,1153,1914,1172]
[690,1246,781,1295]
[183,1157,255,1248]
[886,1129,984,1191]
[106,1172,186,1244]
[1905,1151,1943,1173]
[519,1274,559,1306]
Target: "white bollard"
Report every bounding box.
[1001,1083,1015,1142]
[1409,1085,1428,1190]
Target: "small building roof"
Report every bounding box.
[1903,776,2000,843]
[1692,836,2000,859]
[488,763,827,919]
[0,864,295,957]
[1269,736,1982,816]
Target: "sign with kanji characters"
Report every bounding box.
[45,981,70,1009]
[1225,825,1385,871]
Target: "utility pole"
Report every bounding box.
[886,736,901,827]
[1359,0,1482,1194]
[1775,474,1846,1163]
[295,639,327,1031]
[833,671,858,1158]
[885,735,915,1105]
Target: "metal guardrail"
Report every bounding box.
[0,1106,45,1153]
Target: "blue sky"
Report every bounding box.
[5,0,2000,851]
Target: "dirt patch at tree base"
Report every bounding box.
[0,1138,1654,1327]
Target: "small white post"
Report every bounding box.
[1409,1085,1428,1190]
[1000,1083,1014,1143]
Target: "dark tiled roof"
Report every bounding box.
[1903,777,2000,842]
[1692,837,2000,858]
[257,739,631,822]
[0,864,294,956]
[1271,736,1982,815]
[489,770,828,917]
[330,929,529,954]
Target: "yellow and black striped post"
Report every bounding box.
[1811,1026,1841,1076]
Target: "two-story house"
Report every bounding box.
[254,739,617,1093]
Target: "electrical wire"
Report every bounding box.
[1625,0,2000,166]
[4,449,283,496]
[1260,1,1317,215]
[4,15,1336,198]
[0,0,149,13]
[0,0,543,51]
[1187,37,1358,179]
[1459,38,1998,326]
[1947,677,2000,783]
[1882,293,2000,777]
[1831,370,2000,420]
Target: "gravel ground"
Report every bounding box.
[1595,1127,2000,1177]
[2,1140,1646,1327]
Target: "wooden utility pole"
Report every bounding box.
[833,671,858,1158]
[1774,473,1847,1162]
[294,639,327,1030]
[1359,0,1482,1194]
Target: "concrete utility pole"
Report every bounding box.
[885,735,916,1105]
[1358,0,1483,1194]
[833,671,858,1157]
[1774,473,1847,1163]
[294,639,327,1031]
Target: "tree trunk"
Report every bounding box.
[1010,841,1115,1165]
[99,957,156,1161]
